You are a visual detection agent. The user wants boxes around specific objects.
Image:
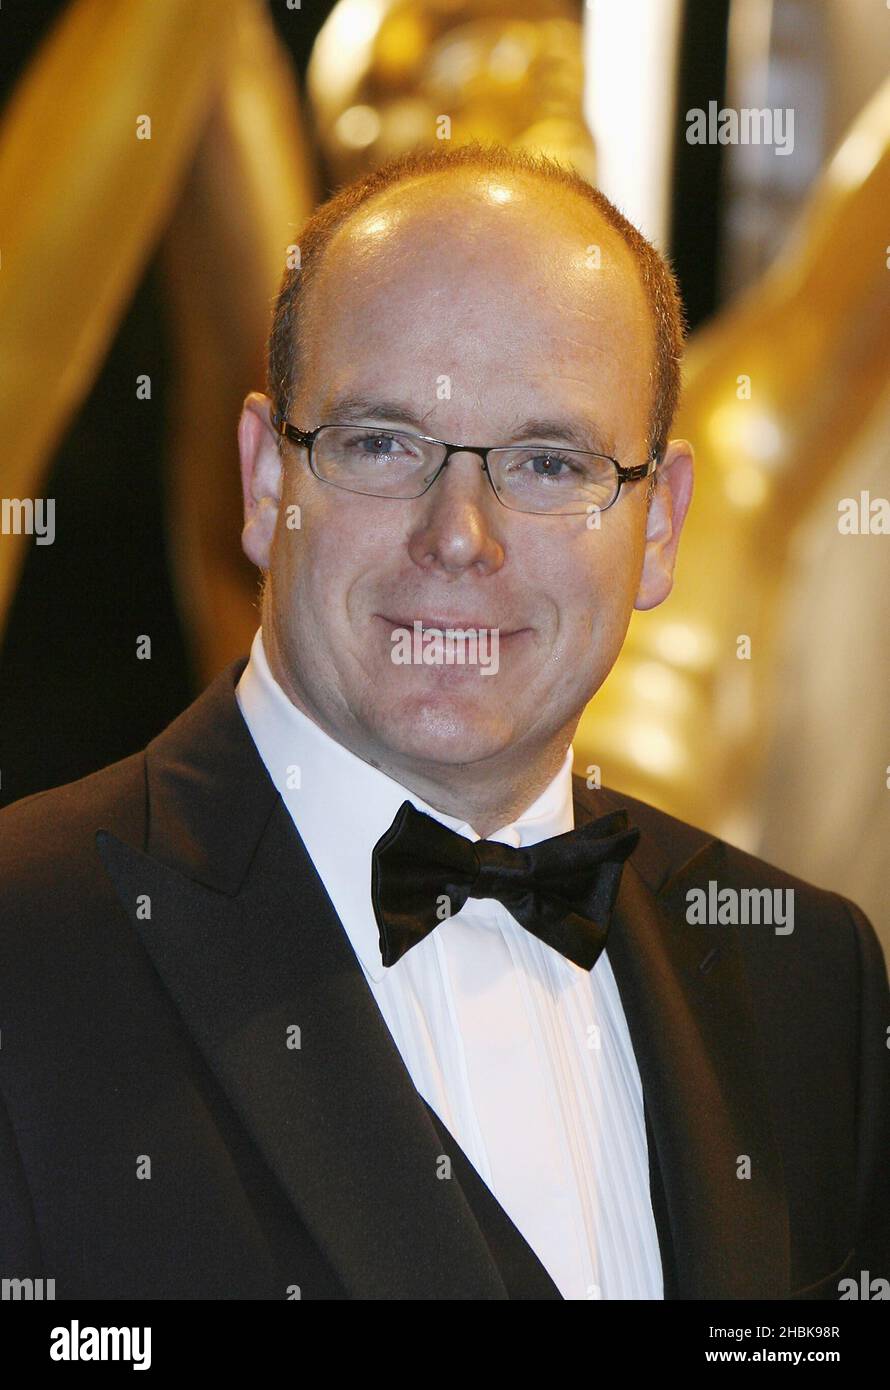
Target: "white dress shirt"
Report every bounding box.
[236,627,663,1300]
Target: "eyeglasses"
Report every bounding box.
[272,414,658,516]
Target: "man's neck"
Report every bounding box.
[362,739,574,841]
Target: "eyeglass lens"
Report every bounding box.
[310,425,618,513]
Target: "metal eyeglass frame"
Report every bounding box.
[271,412,659,515]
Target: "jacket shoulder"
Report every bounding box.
[0,751,147,905]
[575,774,882,948]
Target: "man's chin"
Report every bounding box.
[362,691,519,769]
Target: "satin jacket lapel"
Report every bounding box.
[573,782,791,1299]
[95,661,510,1300]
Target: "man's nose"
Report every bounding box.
[405,449,506,576]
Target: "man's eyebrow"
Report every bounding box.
[319,394,616,455]
[321,395,426,428]
[510,416,616,456]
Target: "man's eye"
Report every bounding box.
[510,451,577,479]
[357,434,399,454]
[534,453,574,476]
[343,433,415,460]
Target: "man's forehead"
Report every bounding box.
[295,172,654,440]
[328,170,630,268]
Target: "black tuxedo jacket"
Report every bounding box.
[1,658,887,1300]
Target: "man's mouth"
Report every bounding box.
[377,614,529,638]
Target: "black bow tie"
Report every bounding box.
[370,800,640,971]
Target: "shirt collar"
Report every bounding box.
[235,627,576,982]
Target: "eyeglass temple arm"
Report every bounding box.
[619,452,659,481]
[271,412,310,446]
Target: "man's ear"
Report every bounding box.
[634,438,694,611]
[238,392,284,570]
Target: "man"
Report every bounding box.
[1,144,887,1301]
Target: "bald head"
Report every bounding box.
[268,143,686,463]
[307,171,650,430]
[292,171,655,478]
